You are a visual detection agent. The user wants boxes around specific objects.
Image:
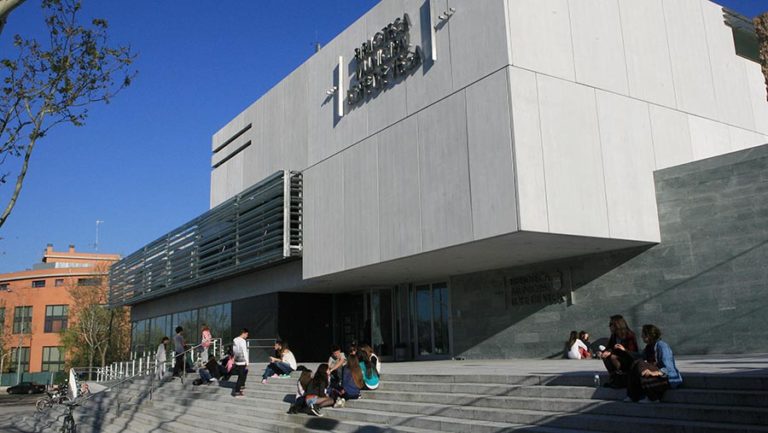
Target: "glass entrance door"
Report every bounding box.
[413,282,450,358]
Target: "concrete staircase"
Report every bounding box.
[13,370,768,433]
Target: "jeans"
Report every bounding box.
[172,353,185,377]
[262,361,293,379]
[198,368,212,383]
[232,365,248,393]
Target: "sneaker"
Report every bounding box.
[280,374,291,378]
[638,397,656,404]
[333,398,345,408]
[271,374,279,378]
[309,404,323,417]
[234,392,244,398]
[261,379,268,384]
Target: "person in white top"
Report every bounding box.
[327,344,347,386]
[261,340,297,384]
[155,336,169,381]
[566,330,591,360]
[232,328,249,397]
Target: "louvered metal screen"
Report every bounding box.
[109,171,302,306]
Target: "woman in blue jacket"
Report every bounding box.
[626,324,682,403]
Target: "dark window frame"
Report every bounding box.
[44,305,69,333]
[13,306,32,334]
[41,346,65,373]
[10,346,30,373]
[32,280,46,288]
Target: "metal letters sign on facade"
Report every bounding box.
[347,14,422,106]
[506,271,568,306]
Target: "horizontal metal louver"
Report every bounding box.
[109,171,302,306]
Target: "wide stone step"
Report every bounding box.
[147,393,605,433]
[149,385,768,433]
[151,379,768,428]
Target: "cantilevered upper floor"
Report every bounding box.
[205,0,767,287]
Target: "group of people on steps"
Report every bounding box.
[565,315,682,403]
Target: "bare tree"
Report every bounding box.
[60,264,129,378]
[0,0,136,229]
[756,13,768,101]
[0,299,14,374]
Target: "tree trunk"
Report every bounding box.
[0,0,26,36]
[0,138,36,229]
[88,350,94,381]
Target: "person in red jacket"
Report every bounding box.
[599,315,638,388]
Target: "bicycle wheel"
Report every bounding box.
[61,415,76,433]
[35,397,51,412]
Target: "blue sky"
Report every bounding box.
[0,0,765,272]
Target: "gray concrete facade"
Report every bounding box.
[451,144,768,358]
[125,1,768,360]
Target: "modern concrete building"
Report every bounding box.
[0,245,120,374]
[113,0,768,361]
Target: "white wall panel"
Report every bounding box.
[306,18,368,166]
[225,152,244,202]
[447,0,509,90]
[663,0,718,120]
[241,101,263,190]
[258,86,285,183]
[417,91,473,251]
[508,67,548,232]
[343,136,380,269]
[303,157,345,279]
[465,69,517,240]
[507,0,575,81]
[743,58,768,135]
[701,1,755,131]
[537,75,608,237]
[282,67,309,172]
[404,0,454,115]
[209,166,227,208]
[649,105,693,170]
[729,126,768,152]
[618,0,676,107]
[569,0,628,94]
[378,117,422,261]
[596,91,659,242]
[689,115,732,160]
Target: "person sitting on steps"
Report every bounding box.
[599,315,638,388]
[287,369,313,414]
[625,324,682,403]
[304,363,334,416]
[261,340,297,384]
[565,330,590,359]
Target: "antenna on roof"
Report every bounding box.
[313,30,321,53]
[95,220,104,252]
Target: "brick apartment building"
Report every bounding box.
[0,244,120,374]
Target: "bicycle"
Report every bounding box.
[60,401,80,433]
[35,389,68,412]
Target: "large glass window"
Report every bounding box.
[0,307,5,327]
[132,304,232,355]
[13,306,32,334]
[44,305,69,333]
[412,282,450,357]
[41,347,64,372]
[10,347,30,373]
